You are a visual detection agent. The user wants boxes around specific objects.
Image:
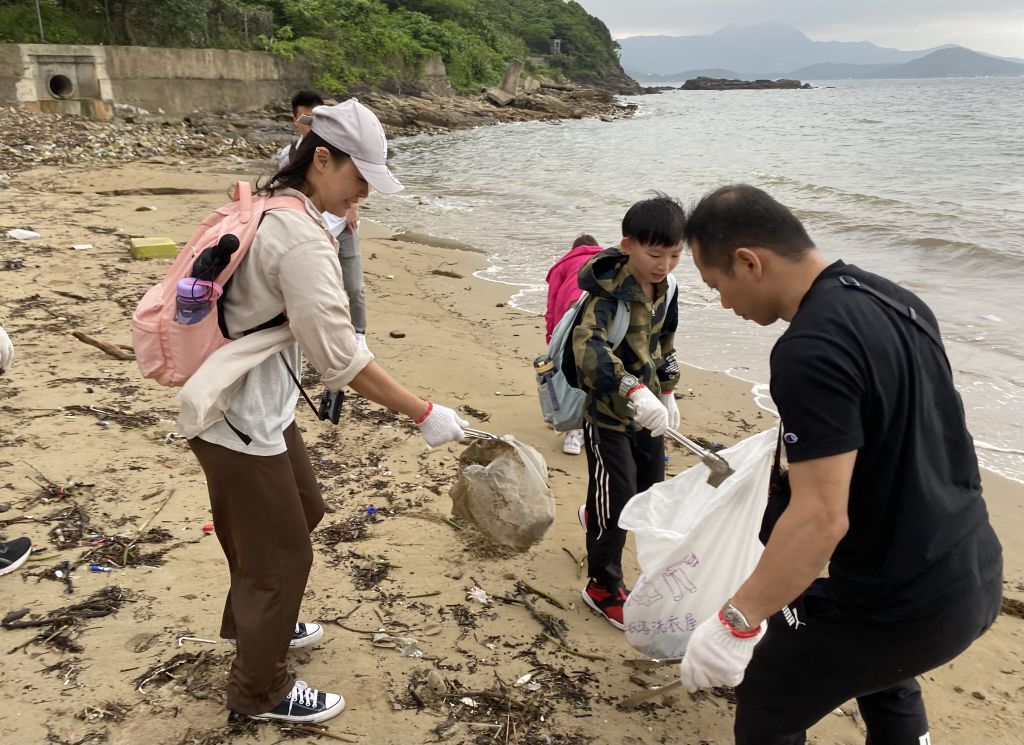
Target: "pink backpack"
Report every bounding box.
[132,182,307,387]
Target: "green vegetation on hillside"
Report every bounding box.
[0,0,623,92]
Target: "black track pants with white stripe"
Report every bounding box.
[582,422,665,587]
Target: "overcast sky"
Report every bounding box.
[574,1,1024,58]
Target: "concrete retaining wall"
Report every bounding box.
[0,43,314,119]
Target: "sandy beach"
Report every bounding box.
[0,156,1021,745]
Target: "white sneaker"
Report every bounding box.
[249,679,345,723]
[562,429,584,455]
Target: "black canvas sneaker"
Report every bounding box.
[0,537,31,577]
[227,622,324,649]
[289,622,323,648]
[249,680,344,723]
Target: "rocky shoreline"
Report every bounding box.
[0,85,636,171]
[363,86,637,136]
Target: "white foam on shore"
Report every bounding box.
[974,440,1024,456]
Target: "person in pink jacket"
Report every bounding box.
[544,234,603,454]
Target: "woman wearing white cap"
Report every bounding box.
[185,99,467,724]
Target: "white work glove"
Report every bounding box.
[628,385,669,437]
[659,391,680,431]
[0,325,13,374]
[679,611,768,691]
[414,402,468,448]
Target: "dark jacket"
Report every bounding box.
[571,247,679,431]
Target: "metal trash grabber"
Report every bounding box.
[463,427,500,440]
[664,427,735,488]
[627,401,735,487]
[618,679,683,709]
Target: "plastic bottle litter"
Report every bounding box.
[89,564,113,573]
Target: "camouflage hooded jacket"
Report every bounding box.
[570,247,680,431]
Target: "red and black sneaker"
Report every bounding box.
[581,579,628,630]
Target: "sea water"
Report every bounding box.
[374,77,1024,483]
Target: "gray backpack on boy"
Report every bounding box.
[534,275,677,432]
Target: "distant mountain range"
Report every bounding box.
[621,23,1024,80]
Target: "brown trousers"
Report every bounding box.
[188,423,325,714]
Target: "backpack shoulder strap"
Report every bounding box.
[837,275,942,347]
[836,275,951,373]
[606,274,678,349]
[607,300,630,348]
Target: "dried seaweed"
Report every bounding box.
[77,701,131,723]
[74,527,178,569]
[133,649,232,700]
[63,404,160,429]
[315,515,372,547]
[3,585,134,653]
[1002,596,1024,620]
[42,657,86,688]
[350,562,390,590]
[45,501,95,549]
[408,664,596,742]
[24,559,75,594]
[45,729,107,745]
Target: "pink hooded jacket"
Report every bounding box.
[544,243,604,343]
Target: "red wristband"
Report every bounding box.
[718,608,761,639]
[414,401,433,425]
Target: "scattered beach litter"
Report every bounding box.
[6,228,41,240]
[372,630,423,658]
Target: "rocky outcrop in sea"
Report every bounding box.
[680,77,811,90]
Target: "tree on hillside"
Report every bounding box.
[0,0,625,91]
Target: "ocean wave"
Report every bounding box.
[906,236,1024,274]
[752,173,908,210]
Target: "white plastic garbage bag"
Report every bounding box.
[618,427,778,660]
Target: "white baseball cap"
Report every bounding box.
[306,99,403,194]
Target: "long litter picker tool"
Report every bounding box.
[627,401,735,487]
[665,427,735,488]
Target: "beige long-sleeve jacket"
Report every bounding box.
[177,188,373,442]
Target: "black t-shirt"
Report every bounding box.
[770,260,1002,621]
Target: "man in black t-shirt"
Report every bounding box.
[677,185,1002,745]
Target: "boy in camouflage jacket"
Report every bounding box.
[571,195,685,629]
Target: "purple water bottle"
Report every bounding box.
[175,278,218,325]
